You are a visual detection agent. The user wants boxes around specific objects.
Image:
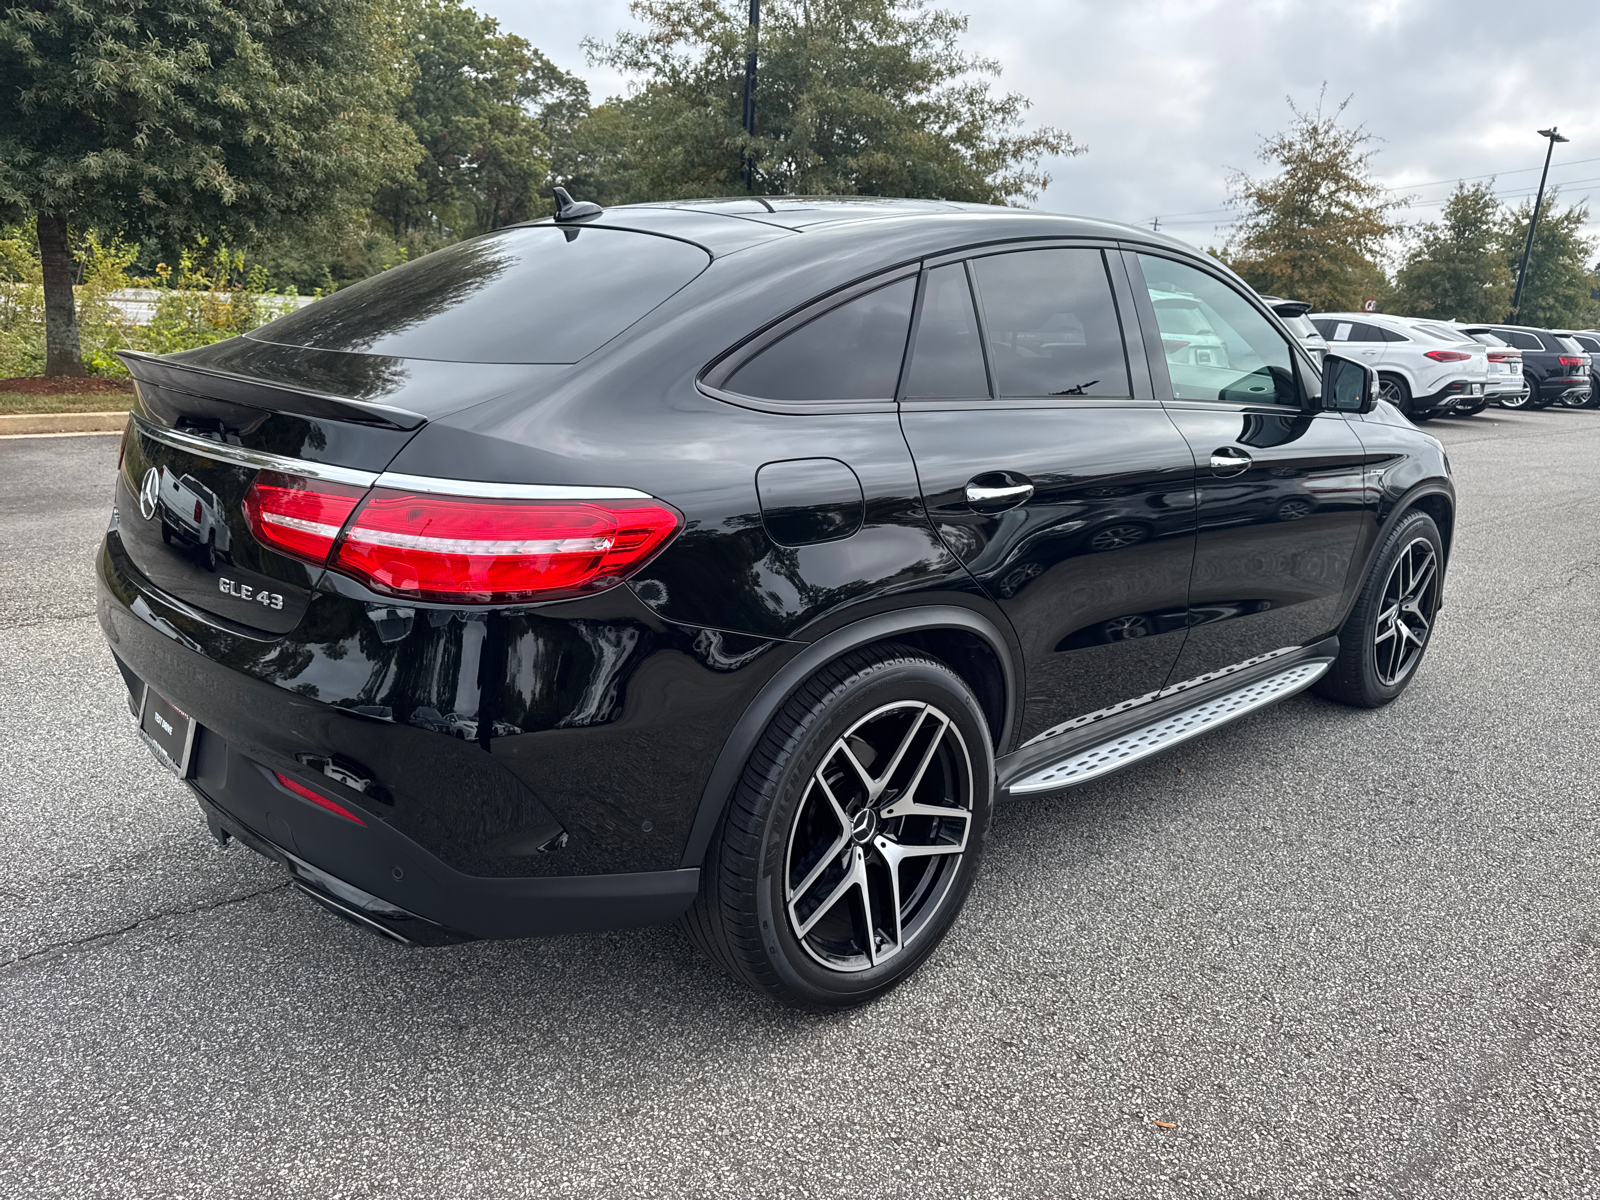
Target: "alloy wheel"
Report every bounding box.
[784,701,974,973]
[1377,378,1408,412]
[1372,537,1439,687]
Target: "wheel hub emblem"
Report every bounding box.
[138,468,160,521]
[850,808,878,845]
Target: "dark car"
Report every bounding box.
[1463,324,1592,409]
[100,195,1455,1008]
[1551,330,1600,409]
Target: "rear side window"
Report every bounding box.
[1555,336,1584,354]
[724,277,916,402]
[1573,335,1600,352]
[1502,330,1543,351]
[969,249,1130,397]
[249,226,710,364]
[903,264,989,398]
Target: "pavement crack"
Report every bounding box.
[0,881,292,971]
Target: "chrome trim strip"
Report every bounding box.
[372,472,652,501]
[131,413,379,488]
[131,414,653,501]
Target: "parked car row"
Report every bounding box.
[1249,304,1600,422]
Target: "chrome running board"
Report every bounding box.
[1007,660,1330,795]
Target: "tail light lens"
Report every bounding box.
[1424,350,1470,362]
[243,471,368,565]
[1162,338,1191,355]
[273,771,367,826]
[1487,352,1517,363]
[333,491,682,603]
[1558,355,1585,367]
[193,500,203,522]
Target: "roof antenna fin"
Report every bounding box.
[553,187,603,222]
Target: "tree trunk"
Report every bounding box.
[37,211,84,378]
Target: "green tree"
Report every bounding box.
[1502,192,1598,328]
[376,0,587,245]
[1389,182,1512,321]
[1223,92,1401,311]
[583,0,1077,204]
[0,0,418,375]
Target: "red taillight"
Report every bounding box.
[332,492,682,603]
[273,771,367,825]
[1487,352,1517,363]
[1162,338,1191,354]
[193,499,203,522]
[243,471,368,565]
[1424,350,1470,362]
[1558,355,1584,367]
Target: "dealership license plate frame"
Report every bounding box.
[136,683,197,778]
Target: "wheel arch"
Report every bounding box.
[677,605,1018,870]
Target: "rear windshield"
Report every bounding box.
[1556,336,1584,355]
[247,226,710,363]
[1280,314,1319,339]
[1412,322,1463,342]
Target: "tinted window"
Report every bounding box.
[1138,255,1298,406]
[1572,335,1600,352]
[969,249,1129,397]
[1375,325,1409,342]
[1281,314,1320,340]
[1469,332,1507,347]
[1413,322,1463,342]
[903,264,989,398]
[1342,322,1384,342]
[1311,319,1340,338]
[1502,330,1543,351]
[1555,336,1584,354]
[725,277,916,402]
[249,226,710,364]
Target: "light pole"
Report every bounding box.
[741,0,759,191]
[1508,126,1569,322]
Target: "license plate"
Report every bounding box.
[137,684,197,777]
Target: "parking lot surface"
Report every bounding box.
[2,409,1598,1199]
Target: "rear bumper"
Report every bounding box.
[186,748,699,944]
[1415,379,1486,412]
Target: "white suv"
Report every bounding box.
[1310,312,1490,421]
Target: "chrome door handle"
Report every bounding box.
[1209,449,1252,476]
[965,480,1035,507]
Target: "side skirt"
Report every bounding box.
[997,638,1337,797]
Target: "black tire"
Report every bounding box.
[203,531,217,572]
[1526,373,1553,409]
[681,643,993,1008]
[1314,509,1443,709]
[1377,373,1413,418]
[159,521,172,544]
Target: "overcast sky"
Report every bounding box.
[479,0,1600,254]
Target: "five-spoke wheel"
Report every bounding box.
[681,644,992,1008]
[784,701,974,972]
[1372,537,1439,687]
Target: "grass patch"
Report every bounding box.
[0,389,135,415]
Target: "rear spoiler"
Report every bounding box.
[117,350,427,431]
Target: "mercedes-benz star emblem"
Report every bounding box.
[138,467,160,521]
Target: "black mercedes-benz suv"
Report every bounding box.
[99,195,1454,1007]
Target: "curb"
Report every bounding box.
[0,411,130,436]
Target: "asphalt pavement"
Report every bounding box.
[2,409,1598,1199]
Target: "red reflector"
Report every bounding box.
[333,492,681,603]
[1558,356,1584,367]
[273,771,367,825]
[243,471,368,566]
[1423,350,1470,362]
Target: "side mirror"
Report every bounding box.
[1320,353,1376,414]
